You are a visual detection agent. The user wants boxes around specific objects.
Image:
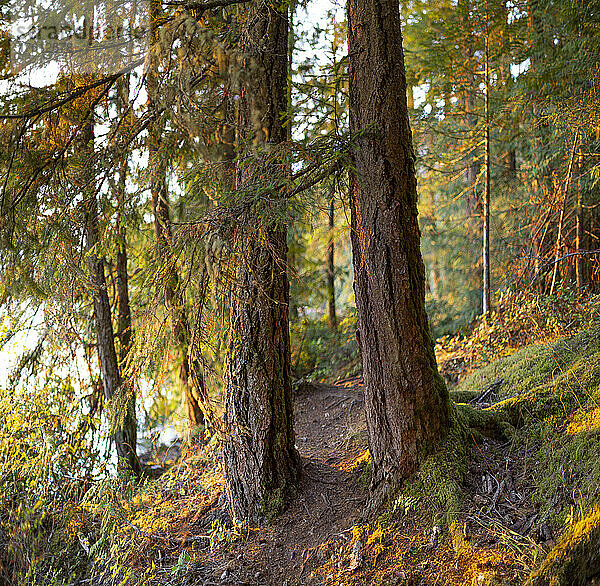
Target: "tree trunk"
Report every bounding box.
[80,115,140,475]
[482,25,491,315]
[347,0,451,494]
[575,149,586,293]
[287,3,300,323]
[223,0,300,523]
[113,76,141,477]
[147,0,208,431]
[327,195,337,330]
[550,132,579,295]
[116,76,133,365]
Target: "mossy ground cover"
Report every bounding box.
[437,290,600,385]
[453,325,600,584]
[91,324,600,585]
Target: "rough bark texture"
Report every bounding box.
[80,117,140,475]
[347,0,451,493]
[147,0,208,430]
[223,0,300,523]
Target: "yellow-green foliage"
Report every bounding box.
[438,290,600,382]
[456,326,600,426]
[526,507,600,586]
[350,450,372,488]
[0,378,99,585]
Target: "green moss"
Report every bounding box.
[455,403,512,440]
[389,410,468,528]
[450,388,482,403]
[260,486,287,523]
[526,508,600,586]
[454,325,600,579]
[351,451,372,488]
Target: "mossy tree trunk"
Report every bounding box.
[346,0,451,495]
[223,0,300,523]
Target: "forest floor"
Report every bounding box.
[127,370,574,585]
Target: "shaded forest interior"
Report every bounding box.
[1,0,600,584]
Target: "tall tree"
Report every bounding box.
[347,0,451,493]
[114,76,133,367]
[78,99,140,475]
[327,192,337,330]
[482,7,491,314]
[222,0,300,523]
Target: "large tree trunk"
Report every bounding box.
[222,0,300,523]
[147,0,209,431]
[347,0,451,494]
[80,115,140,475]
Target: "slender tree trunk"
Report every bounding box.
[287,2,300,323]
[147,0,208,430]
[114,76,142,477]
[327,195,337,330]
[223,0,300,523]
[500,0,517,180]
[406,85,414,110]
[482,26,491,315]
[464,92,481,219]
[80,114,140,475]
[575,149,585,293]
[347,0,450,494]
[116,76,133,365]
[458,0,480,222]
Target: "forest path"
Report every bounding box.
[161,376,553,585]
[214,377,369,585]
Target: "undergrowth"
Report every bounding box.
[290,309,360,381]
[437,288,600,385]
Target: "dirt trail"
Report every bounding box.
[212,378,369,585]
[177,378,544,585]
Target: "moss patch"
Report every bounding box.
[455,326,600,580]
[455,326,600,406]
[526,507,600,585]
[386,410,468,529]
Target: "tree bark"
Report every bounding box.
[147,0,209,431]
[347,0,451,494]
[223,0,300,523]
[80,114,140,475]
[550,132,578,295]
[575,148,587,293]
